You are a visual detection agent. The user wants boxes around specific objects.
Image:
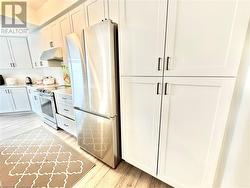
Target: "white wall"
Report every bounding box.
[217,21,250,188]
[35,0,78,25]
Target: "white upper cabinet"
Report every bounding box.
[120,77,162,176]
[50,21,63,48]
[119,0,168,76]
[58,14,72,65]
[41,25,52,50]
[0,37,13,69]
[7,37,32,69]
[69,4,87,45]
[84,0,107,26]
[165,0,250,76]
[10,87,31,112]
[158,77,235,188]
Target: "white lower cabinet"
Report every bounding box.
[0,88,14,113]
[120,77,236,187]
[27,88,41,115]
[120,77,162,175]
[0,87,31,113]
[10,88,31,112]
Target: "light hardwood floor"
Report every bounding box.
[0,113,172,188]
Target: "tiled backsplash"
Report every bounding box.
[0,67,64,85]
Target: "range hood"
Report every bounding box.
[40,47,63,61]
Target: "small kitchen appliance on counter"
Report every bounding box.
[0,75,4,85]
[5,77,17,86]
[25,77,32,85]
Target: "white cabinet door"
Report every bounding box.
[51,21,63,48]
[120,77,162,176]
[119,0,168,76]
[0,89,14,113]
[84,0,107,26]
[69,4,86,45]
[158,77,235,188]
[0,37,13,69]
[41,25,52,50]
[28,31,43,68]
[8,37,32,69]
[58,14,72,65]
[165,0,250,76]
[108,0,118,23]
[10,87,31,112]
[27,88,41,115]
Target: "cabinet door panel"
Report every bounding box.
[11,88,31,112]
[0,89,13,113]
[120,77,162,175]
[0,37,13,69]
[158,77,235,187]
[58,14,72,65]
[85,0,106,26]
[8,37,32,68]
[70,4,86,45]
[119,0,167,76]
[165,0,250,76]
[51,21,63,48]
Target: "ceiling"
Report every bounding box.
[27,0,48,10]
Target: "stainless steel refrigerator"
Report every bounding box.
[66,20,120,168]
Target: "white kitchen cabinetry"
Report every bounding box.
[0,37,13,69]
[119,0,168,76]
[28,32,43,68]
[69,4,86,45]
[0,88,14,113]
[84,0,107,26]
[54,90,76,136]
[119,0,249,77]
[10,88,31,112]
[8,37,32,69]
[0,87,31,113]
[158,77,235,188]
[41,25,52,50]
[58,14,72,65]
[120,77,162,175]
[0,37,32,69]
[27,88,41,115]
[165,0,250,77]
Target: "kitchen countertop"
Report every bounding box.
[53,87,72,96]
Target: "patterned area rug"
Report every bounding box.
[0,127,95,188]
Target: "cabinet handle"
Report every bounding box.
[164,83,168,95]
[157,57,162,71]
[63,123,69,127]
[62,97,67,100]
[64,109,69,112]
[156,83,160,95]
[40,61,43,66]
[166,57,170,70]
[5,89,8,94]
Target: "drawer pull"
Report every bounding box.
[62,97,67,100]
[64,109,69,112]
[64,124,69,127]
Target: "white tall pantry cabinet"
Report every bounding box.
[119,0,250,188]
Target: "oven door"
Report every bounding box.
[39,94,56,123]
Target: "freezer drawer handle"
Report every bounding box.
[64,109,69,112]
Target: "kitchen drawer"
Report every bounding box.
[57,102,75,120]
[56,114,76,137]
[55,93,73,106]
